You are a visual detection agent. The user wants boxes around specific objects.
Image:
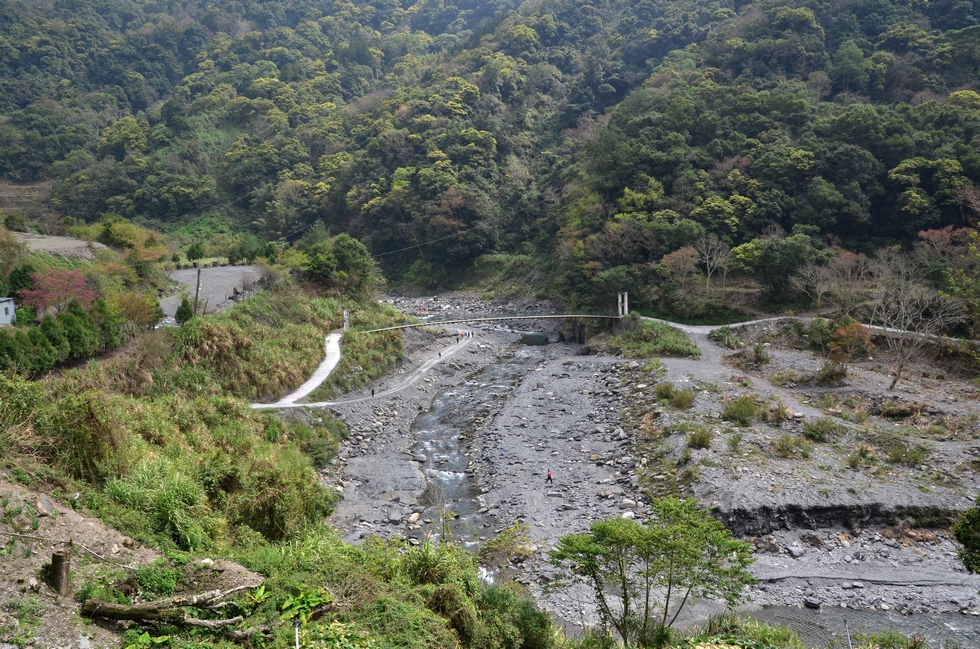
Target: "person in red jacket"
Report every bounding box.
[546,469,553,484]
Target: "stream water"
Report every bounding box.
[412,343,544,545]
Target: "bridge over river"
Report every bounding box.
[363,311,623,332]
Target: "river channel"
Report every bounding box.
[328,317,980,649]
[404,335,980,648]
[413,341,545,544]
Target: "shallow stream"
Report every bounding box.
[412,343,544,543]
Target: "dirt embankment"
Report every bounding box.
[0,480,261,648]
[13,233,109,261]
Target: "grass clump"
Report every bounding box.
[654,383,696,410]
[727,432,743,453]
[682,613,806,649]
[761,400,791,425]
[672,389,696,410]
[803,417,839,443]
[848,444,878,469]
[886,443,931,467]
[721,395,759,427]
[606,319,700,359]
[686,426,714,450]
[654,382,676,401]
[773,434,812,459]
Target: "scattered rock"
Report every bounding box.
[34,494,58,517]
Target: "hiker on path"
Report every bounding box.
[371,388,375,398]
[546,469,553,484]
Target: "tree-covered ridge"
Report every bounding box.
[0,0,977,298]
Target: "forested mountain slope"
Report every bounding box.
[0,0,978,304]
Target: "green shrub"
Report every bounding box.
[848,444,878,469]
[817,360,847,385]
[403,540,478,588]
[480,522,534,568]
[886,444,930,467]
[708,326,741,349]
[694,613,805,648]
[727,432,743,453]
[105,458,212,550]
[808,318,832,353]
[135,561,180,597]
[687,426,713,450]
[427,583,480,644]
[303,621,380,649]
[721,395,758,426]
[753,342,770,366]
[803,417,839,443]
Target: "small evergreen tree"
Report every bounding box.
[175,297,194,325]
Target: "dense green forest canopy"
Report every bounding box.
[0,0,978,305]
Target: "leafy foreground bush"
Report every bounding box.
[607,319,701,359]
[244,528,557,649]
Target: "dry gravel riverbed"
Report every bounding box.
[317,292,980,647]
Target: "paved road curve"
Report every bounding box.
[251,330,474,409]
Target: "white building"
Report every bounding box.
[0,298,15,326]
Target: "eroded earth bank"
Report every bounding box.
[320,293,980,648]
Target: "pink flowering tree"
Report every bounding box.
[20,269,98,314]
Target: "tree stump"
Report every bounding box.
[50,549,70,596]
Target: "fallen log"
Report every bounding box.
[81,585,255,628]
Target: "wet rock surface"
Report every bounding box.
[322,292,980,644]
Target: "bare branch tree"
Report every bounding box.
[869,247,962,389]
[791,261,832,308]
[659,246,701,293]
[826,250,872,316]
[694,235,731,289]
